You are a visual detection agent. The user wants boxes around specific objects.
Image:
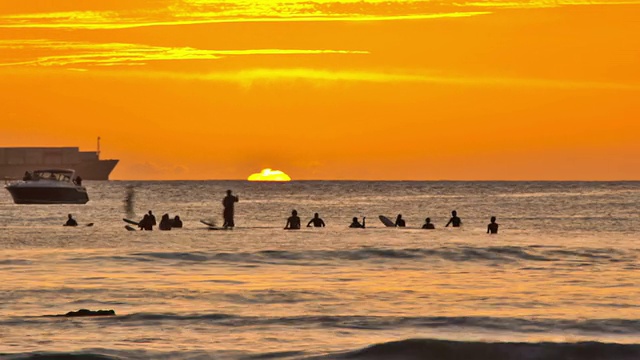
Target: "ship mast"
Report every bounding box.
[97,136,101,159]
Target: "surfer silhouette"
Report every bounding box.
[172,215,183,228]
[159,214,172,230]
[139,211,155,230]
[307,213,326,227]
[147,211,157,230]
[350,216,366,228]
[487,216,499,234]
[395,214,406,227]
[422,217,435,229]
[222,190,239,228]
[445,210,462,228]
[284,210,301,230]
[64,214,78,227]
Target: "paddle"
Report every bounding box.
[200,220,216,227]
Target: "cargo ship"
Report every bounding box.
[0,139,118,180]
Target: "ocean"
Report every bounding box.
[0,181,639,360]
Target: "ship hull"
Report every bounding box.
[0,160,118,180]
[0,147,118,180]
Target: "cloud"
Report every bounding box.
[0,6,490,30]
[126,67,639,90]
[0,0,635,30]
[0,40,368,67]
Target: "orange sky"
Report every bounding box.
[0,0,638,180]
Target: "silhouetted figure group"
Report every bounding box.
[277,209,497,233]
[138,211,182,231]
[117,188,498,234]
[138,211,156,230]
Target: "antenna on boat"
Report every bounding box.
[97,136,101,158]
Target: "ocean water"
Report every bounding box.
[0,181,639,360]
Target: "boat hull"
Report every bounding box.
[6,185,89,204]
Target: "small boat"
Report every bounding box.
[4,169,89,204]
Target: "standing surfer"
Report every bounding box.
[222,190,239,229]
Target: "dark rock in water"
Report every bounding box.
[62,309,116,317]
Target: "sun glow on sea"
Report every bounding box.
[247,168,291,182]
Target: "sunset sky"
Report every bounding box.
[1,0,638,180]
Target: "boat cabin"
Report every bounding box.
[31,169,76,182]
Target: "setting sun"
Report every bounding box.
[247,168,292,182]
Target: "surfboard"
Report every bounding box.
[123,218,139,226]
[125,225,137,231]
[208,226,233,231]
[379,215,395,227]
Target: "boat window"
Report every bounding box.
[33,171,73,181]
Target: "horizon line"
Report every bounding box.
[106,179,640,182]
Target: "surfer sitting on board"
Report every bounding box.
[487,216,499,234]
[159,214,172,230]
[307,213,326,227]
[349,216,365,228]
[445,210,462,228]
[284,210,301,230]
[64,214,78,227]
[422,217,435,229]
[395,214,406,227]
